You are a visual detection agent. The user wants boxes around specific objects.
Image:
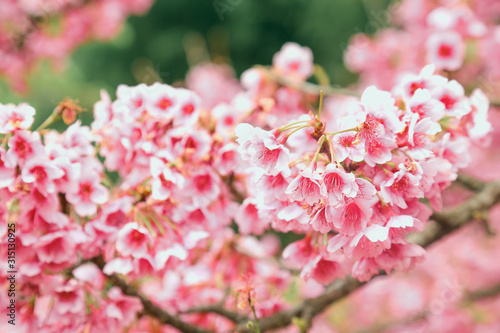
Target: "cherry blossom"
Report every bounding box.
[272,42,314,80]
[0,29,497,332]
[66,169,108,216]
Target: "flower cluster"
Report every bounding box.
[0,0,153,92]
[0,81,294,332]
[235,64,491,282]
[345,0,500,96]
[0,38,495,333]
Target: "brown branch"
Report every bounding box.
[465,283,500,302]
[455,173,485,192]
[91,256,213,333]
[182,305,248,323]
[82,177,500,333]
[235,178,500,332]
[226,173,245,204]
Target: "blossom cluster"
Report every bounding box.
[0,39,494,333]
[0,82,294,332]
[345,0,500,96]
[0,0,153,92]
[235,61,491,283]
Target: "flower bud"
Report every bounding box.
[55,98,83,125]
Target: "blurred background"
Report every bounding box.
[0,0,390,128]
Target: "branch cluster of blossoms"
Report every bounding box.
[0,0,153,92]
[332,1,500,331]
[330,211,500,333]
[235,58,491,283]
[0,40,494,332]
[345,0,500,96]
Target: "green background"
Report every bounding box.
[0,0,391,128]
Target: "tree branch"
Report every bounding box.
[455,173,486,192]
[85,177,500,333]
[91,256,213,333]
[236,179,500,332]
[182,305,248,323]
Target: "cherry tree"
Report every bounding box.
[2,0,500,332]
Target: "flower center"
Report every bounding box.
[438,44,454,58]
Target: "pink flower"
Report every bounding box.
[351,257,379,282]
[21,158,64,194]
[172,88,201,127]
[255,171,290,199]
[183,167,221,208]
[235,198,269,235]
[116,84,148,118]
[272,42,314,80]
[5,130,45,166]
[394,65,448,100]
[52,157,81,193]
[356,114,398,166]
[73,263,105,290]
[427,31,465,71]
[53,280,85,315]
[66,169,108,216]
[285,165,323,205]
[116,222,153,258]
[214,143,243,176]
[360,86,404,133]
[186,63,242,109]
[433,80,466,115]
[327,198,373,236]
[465,89,492,141]
[407,88,445,122]
[374,243,425,273]
[386,215,422,243]
[0,103,35,133]
[235,123,291,176]
[105,287,143,327]
[173,128,212,161]
[213,104,241,140]
[406,113,442,159]
[348,224,392,259]
[62,121,94,157]
[320,164,358,205]
[146,83,179,118]
[332,131,365,162]
[363,136,398,167]
[103,257,134,275]
[310,207,335,234]
[36,231,77,264]
[331,115,365,162]
[0,147,16,188]
[150,157,184,201]
[301,255,347,285]
[283,237,317,270]
[155,243,188,270]
[380,163,424,209]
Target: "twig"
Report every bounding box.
[466,283,500,302]
[91,256,213,333]
[84,177,500,333]
[182,305,248,323]
[455,173,486,192]
[235,178,500,332]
